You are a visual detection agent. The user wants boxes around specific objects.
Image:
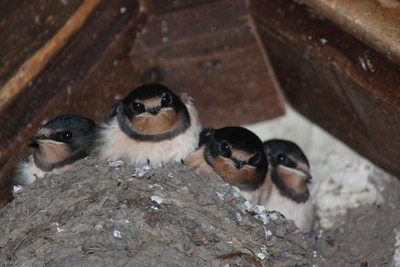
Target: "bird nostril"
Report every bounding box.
[148,107,160,115]
[236,160,245,169]
[33,134,47,141]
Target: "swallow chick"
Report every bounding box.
[262,139,314,232]
[95,83,202,167]
[185,126,268,192]
[17,114,97,186]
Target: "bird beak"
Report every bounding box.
[279,165,312,181]
[29,134,47,144]
[233,159,245,169]
[293,167,312,181]
[147,106,161,115]
[29,134,63,145]
[300,169,312,181]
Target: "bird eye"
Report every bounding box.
[219,141,230,153]
[62,131,73,141]
[249,152,261,165]
[131,102,144,113]
[161,94,172,106]
[277,154,286,163]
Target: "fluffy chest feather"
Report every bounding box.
[266,184,314,232]
[97,98,202,166]
[18,155,71,186]
[240,177,272,207]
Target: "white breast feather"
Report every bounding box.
[240,178,272,207]
[18,155,75,186]
[97,97,202,167]
[266,184,314,232]
[18,156,46,185]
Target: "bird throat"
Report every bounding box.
[272,167,309,203]
[131,108,179,135]
[118,106,191,142]
[211,156,266,191]
[33,143,86,172]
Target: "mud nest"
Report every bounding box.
[0,157,316,266]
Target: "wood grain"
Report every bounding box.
[0,0,102,111]
[249,0,400,177]
[0,0,84,87]
[0,0,145,206]
[300,0,400,65]
[131,0,285,127]
[0,0,285,206]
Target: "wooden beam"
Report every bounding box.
[0,0,145,206]
[249,0,400,177]
[0,0,102,111]
[131,0,285,127]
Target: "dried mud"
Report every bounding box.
[0,157,399,267]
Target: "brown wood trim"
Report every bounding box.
[249,0,400,177]
[0,0,144,206]
[0,0,102,111]
[300,0,400,65]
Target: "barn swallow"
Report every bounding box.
[185,126,268,191]
[96,83,202,167]
[261,139,314,232]
[17,114,97,185]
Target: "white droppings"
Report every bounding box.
[393,228,400,266]
[167,172,174,178]
[365,55,375,72]
[235,212,243,222]
[149,184,163,189]
[150,206,159,211]
[108,160,125,167]
[125,220,129,223]
[359,57,367,71]
[231,186,241,198]
[258,245,269,260]
[113,230,122,238]
[239,201,274,225]
[12,185,22,193]
[216,192,226,200]
[268,212,279,221]
[256,213,270,225]
[319,38,328,45]
[151,195,164,204]
[132,165,151,177]
[265,230,272,236]
[94,223,103,230]
[51,223,64,233]
[257,252,267,260]
[241,201,268,214]
[358,52,375,72]
[120,6,127,14]
[162,36,169,43]
[318,229,324,238]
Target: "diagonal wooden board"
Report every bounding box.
[130,0,285,128]
[0,0,284,205]
[248,0,400,177]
